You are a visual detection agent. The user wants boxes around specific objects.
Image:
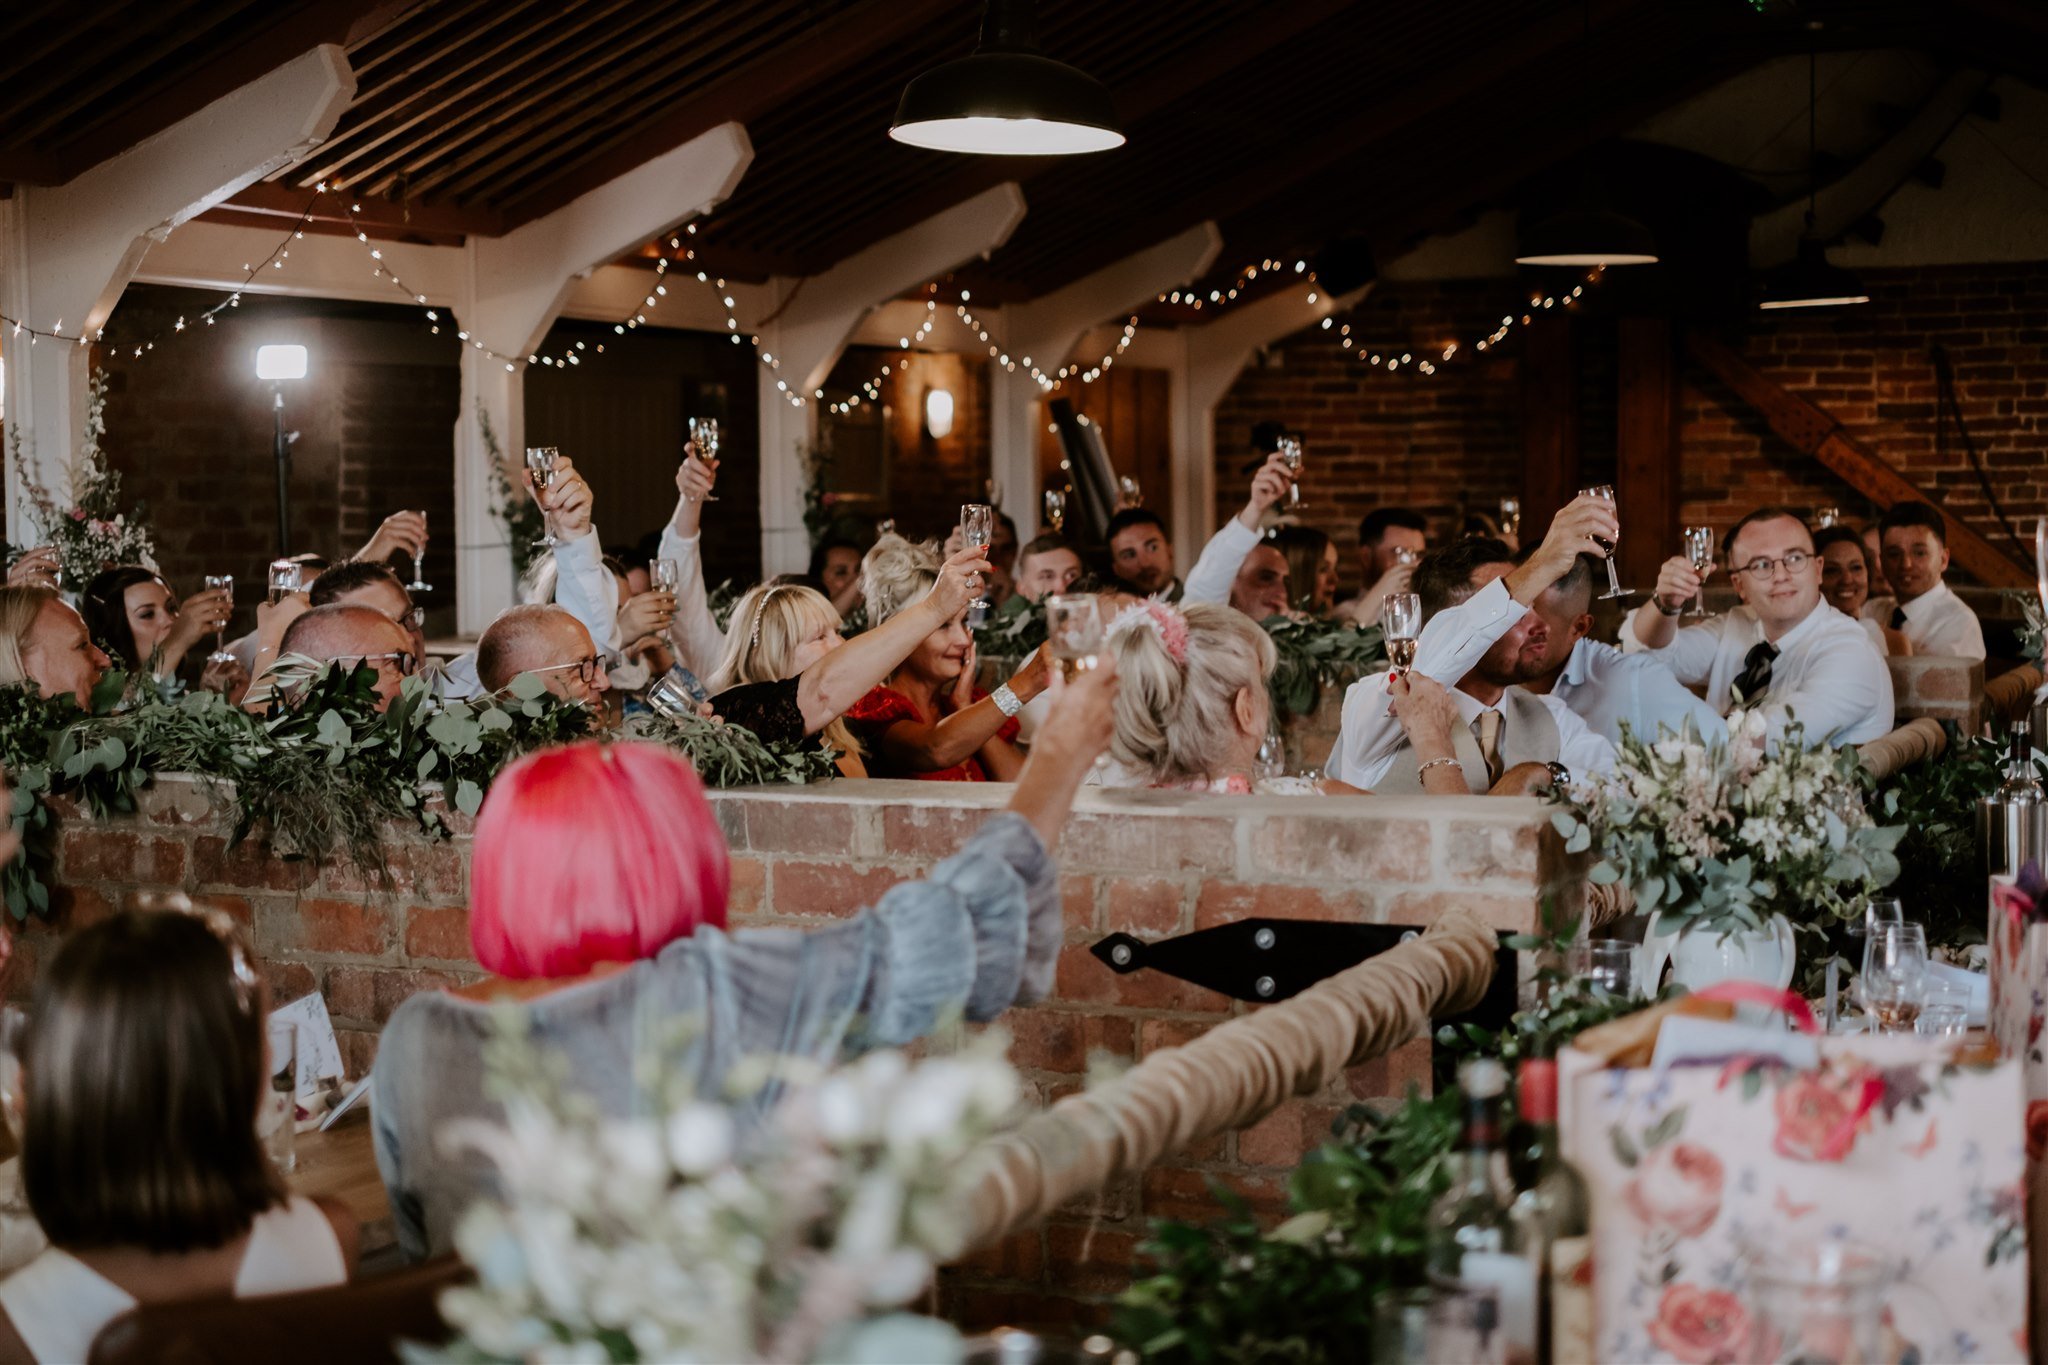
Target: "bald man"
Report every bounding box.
[247,603,417,713]
[475,604,610,704]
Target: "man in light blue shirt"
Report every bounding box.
[1518,554,1726,747]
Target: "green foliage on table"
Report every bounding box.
[1112,1091,1461,1364]
[1263,616,1385,718]
[1436,917,1657,1071]
[972,593,1048,659]
[2014,590,2045,661]
[0,662,835,921]
[624,706,841,787]
[1870,721,2043,956]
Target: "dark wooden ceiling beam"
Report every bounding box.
[6,0,393,186]
[494,0,962,228]
[798,0,1359,272]
[217,179,502,237]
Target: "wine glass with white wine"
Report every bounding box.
[687,417,720,503]
[525,447,562,549]
[1683,525,1714,617]
[960,503,995,610]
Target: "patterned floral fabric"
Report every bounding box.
[1566,1035,2028,1364]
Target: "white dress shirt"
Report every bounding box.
[1180,517,1262,606]
[1864,580,1984,660]
[550,528,620,658]
[1328,579,1615,788]
[1633,599,1893,746]
[1551,637,1728,747]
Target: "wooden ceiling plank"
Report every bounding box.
[795,0,1358,273]
[406,0,785,201]
[288,0,576,182]
[345,0,494,75]
[493,0,962,223]
[222,179,500,236]
[5,0,246,138]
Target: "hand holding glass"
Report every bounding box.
[687,418,720,502]
[1683,525,1714,617]
[1580,485,1630,599]
[960,504,994,609]
[406,510,432,594]
[650,557,680,593]
[267,559,302,605]
[525,447,562,549]
[1278,435,1305,510]
[1383,592,1422,676]
[204,575,235,664]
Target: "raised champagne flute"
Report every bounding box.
[267,558,302,605]
[1045,593,1105,682]
[1117,474,1143,509]
[961,503,994,609]
[1383,591,1421,677]
[1278,434,1305,510]
[406,510,432,595]
[203,575,235,664]
[1499,497,1521,540]
[1683,525,1714,617]
[687,417,720,502]
[1816,506,1841,529]
[650,557,680,593]
[1580,484,1630,599]
[1043,488,1067,534]
[525,446,562,549]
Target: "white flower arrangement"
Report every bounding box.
[419,1017,1021,1364]
[1549,712,1906,939]
[11,371,159,585]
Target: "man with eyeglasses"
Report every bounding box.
[475,605,611,705]
[1631,506,1892,746]
[1870,501,1985,661]
[252,605,418,713]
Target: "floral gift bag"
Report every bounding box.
[1565,1032,2028,1364]
[1989,865,2048,1357]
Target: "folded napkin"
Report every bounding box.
[1926,960,1989,1026]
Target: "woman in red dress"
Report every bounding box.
[845,535,1051,781]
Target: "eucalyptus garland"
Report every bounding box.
[1262,616,1386,717]
[972,594,1048,659]
[0,666,835,922]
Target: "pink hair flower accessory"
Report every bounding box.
[1108,599,1189,664]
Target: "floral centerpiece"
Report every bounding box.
[424,1022,1020,1364]
[13,372,159,585]
[1549,711,1905,990]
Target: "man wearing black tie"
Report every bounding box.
[1629,506,1893,747]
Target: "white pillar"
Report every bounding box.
[0,46,353,540]
[1168,282,1367,553]
[984,223,1222,537]
[756,183,1027,576]
[450,123,752,631]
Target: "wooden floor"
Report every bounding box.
[291,1116,395,1263]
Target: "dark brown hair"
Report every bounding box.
[21,911,282,1252]
[80,566,168,672]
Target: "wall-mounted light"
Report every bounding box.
[255,344,309,380]
[925,386,956,439]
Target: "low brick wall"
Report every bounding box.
[1889,654,1985,730]
[12,774,1571,1327]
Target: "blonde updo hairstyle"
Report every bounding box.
[1108,602,1276,785]
[708,581,860,758]
[861,533,941,627]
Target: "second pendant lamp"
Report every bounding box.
[1758,51,1868,310]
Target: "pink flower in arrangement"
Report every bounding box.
[1772,1062,1879,1162]
[1623,1140,1724,1238]
[67,507,86,522]
[1647,1283,1760,1365]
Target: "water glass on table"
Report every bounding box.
[203,575,235,664]
[1860,922,1928,1034]
[261,1016,299,1174]
[1570,938,1640,999]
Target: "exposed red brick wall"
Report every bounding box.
[1679,261,2048,574]
[1213,280,1524,596]
[93,286,461,638]
[10,776,1568,1329]
[1214,263,2048,596]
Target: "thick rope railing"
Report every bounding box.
[1856,716,1949,780]
[1986,664,2044,725]
[950,908,1498,1254]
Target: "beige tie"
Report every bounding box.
[1473,708,1504,788]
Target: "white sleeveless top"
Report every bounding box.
[0,1195,346,1364]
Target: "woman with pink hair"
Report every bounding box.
[371,663,1117,1261]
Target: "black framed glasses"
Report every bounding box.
[1733,550,1815,583]
[357,651,420,677]
[532,655,601,686]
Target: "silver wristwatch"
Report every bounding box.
[991,683,1024,718]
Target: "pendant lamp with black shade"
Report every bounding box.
[1758,52,1869,310]
[890,0,1124,156]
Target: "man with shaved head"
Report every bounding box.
[248,603,417,713]
[475,604,609,705]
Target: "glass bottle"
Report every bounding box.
[1507,1049,1593,1365]
[1427,1058,1534,1364]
